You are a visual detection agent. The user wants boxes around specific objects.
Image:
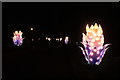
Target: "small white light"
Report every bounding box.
[98,42,101,45]
[48,38,51,41]
[89,58,93,61]
[93,49,97,52]
[60,38,62,41]
[90,52,93,56]
[56,38,59,41]
[31,28,33,30]
[97,51,99,54]
[91,47,94,49]
[89,47,91,50]
[46,37,48,40]
[101,47,103,49]
[65,36,69,40]
[97,47,101,50]
[96,37,99,40]
[85,50,88,53]
[90,43,94,46]
[84,45,87,48]
[97,57,100,60]
[95,62,99,65]
[32,38,34,41]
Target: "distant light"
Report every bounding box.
[46,37,48,40]
[60,38,62,41]
[32,38,34,41]
[38,38,40,40]
[56,38,59,41]
[31,28,33,30]
[76,42,78,45]
[64,36,69,44]
[65,36,69,40]
[48,38,51,41]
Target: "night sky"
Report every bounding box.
[2,2,120,79]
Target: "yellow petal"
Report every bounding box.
[94,23,98,29]
[90,25,94,29]
[86,24,89,32]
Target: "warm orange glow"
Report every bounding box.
[83,23,104,47]
[80,23,110,65]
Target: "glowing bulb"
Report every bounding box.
[46,37,48,40]
[96,37,99,40]
[48,38,51,41]
[65,36,69,40]
[93,49,97,52]
[95,62,99,65]
[98,42,101,45]
[32,38,34,41]
[89,58,93,61]
[97,47,101,50]
[90,52,93,56]
[89,47,92,50]
[60,38,62,41]
[97,57,100,60]
[31,28,33,30]
[56,38,59,41]
[97,51,99,54]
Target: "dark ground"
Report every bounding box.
[2,39,120,79]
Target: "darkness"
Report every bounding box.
[2,2,120,79]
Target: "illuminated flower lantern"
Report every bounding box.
[80,23,110,65]
[12,30,24,46]
[64,36,69,44]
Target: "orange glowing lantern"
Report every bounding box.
[80,23,110,65]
